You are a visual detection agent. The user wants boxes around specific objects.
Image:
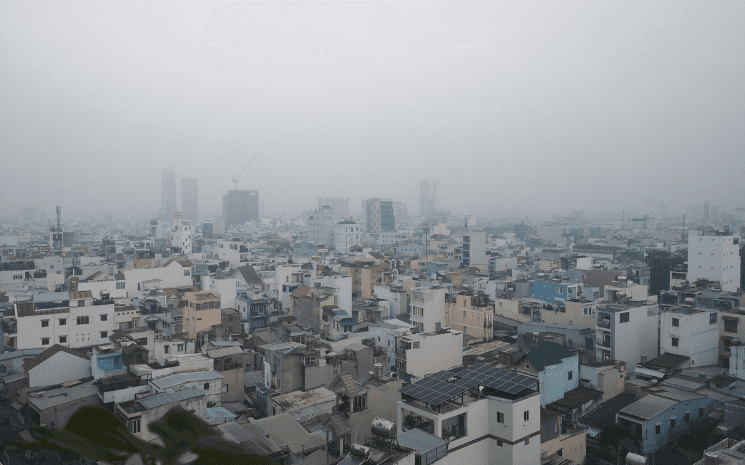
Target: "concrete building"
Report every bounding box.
[659,307,720,368]
[688,229,741,292]
[516,341,579,407]
[446,291,493,343]
[409,286,447,334]
[397,363,541,465]
[28,381,100,429]
[334,221,362,254]
[419,179,438,217]
[171,212,193,254]
[161,168,176,229]
[116,386,206,441]
[23,344,91,389]
[306,207,336,247]
[181,177,198,223]
[182,291,221,346]
[596,302,659,371]
[223,189,259,226]
[530,281,580,303]
[396,328,462,379]
[461,231,488,267]
[720,312,745,368]
[579,360,627,402]
[318,197,349,221]
[363,198,395,233]
[204,344,244,403]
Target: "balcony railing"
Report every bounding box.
[597,319,611,329]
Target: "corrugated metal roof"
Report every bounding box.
[206,407,237,419]
[253,414,326,455]
[205,346,244,359]
[397,428,447,455]
[150,370,223,390]
[619,394,677,420]
[136,386,205,410]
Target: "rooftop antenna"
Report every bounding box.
[231,154,258,190]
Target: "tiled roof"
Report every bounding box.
[236,265,264,285]
[69,290,93,300]
[23,344,89,373]
[291,285,312,298]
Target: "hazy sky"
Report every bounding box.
[1,1,744,219]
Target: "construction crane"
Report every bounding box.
[230,154,257,190]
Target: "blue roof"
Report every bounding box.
[206,407,237,419]
[333,309,348,316]
[339,318,356,326]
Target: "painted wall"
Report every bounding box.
[28,351,91,388]
[538,356,579,407]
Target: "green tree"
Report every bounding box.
[644,249,686,295]
[7,406,279,465]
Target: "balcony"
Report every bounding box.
[597,338,611,348]
[597,319,611,329]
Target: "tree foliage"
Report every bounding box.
[644,249,686,295]
[7,406,279,465]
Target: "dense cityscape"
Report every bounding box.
[1,190,745,464]
[2,1,745,465]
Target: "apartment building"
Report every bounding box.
[290,285,337,335]
[596,301,659,371]
[396,328,462,379]
[720,312,745,368]
[397,363,541,465]
[182,291,221,343]
[362,198,395,233]
[461,231,488,266]
[541,299,597,328]
[446,291,493,343]
[688,229,741,292]
[306,207,336,247]
[409,286,447,333]
[659,307,720,367]
[334,221,362,254]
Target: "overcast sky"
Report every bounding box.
[1,1,743,219]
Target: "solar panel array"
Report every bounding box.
[400,363,538,407]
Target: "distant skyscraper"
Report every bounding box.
[419,179,438,217]
[161,168,176,227]
[363,198,395,233]
[318,197,349,221]
[181,177,198,223]
[223,189,260,226]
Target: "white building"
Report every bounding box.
[172,221,193,254]
[409,286,447,333]
[123,260,192,298]
[318,197,349,222]
[374,284,408,319]
[306,207,336,247]
[321,275,352,314]
[462,231,488,266]
[688,229,741,292]
[596,302,659,372]
[397,328,462,379]
[369,319,414,370]
[659,308,720,367]
[12,292,116,350]
[397,363,540,465]
[333,221,362,254]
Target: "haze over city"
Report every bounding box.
[2,0,744,220]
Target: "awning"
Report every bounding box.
[634,367,665,379]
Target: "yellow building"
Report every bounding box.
[447,291,494,342]
[541,300,597,328]
[182,291,222,340]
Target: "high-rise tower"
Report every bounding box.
[161,168,176,228]
[181,177,198,223]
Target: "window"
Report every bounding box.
[568,371,573,380]
[59,336,67,344]
[672,318,679,327]
[524,411,529,421]
[77,316,89,325]
[671,418,676,428]
[525,438,530,445]
[672,337,679,347]
[655,424,661,434]
[164,345,170,354]
[100,314,108,321]
[557,449,563,457]
[724,319,738,333]
[413,342,420,349]
[496,439,503,447]
[77,300,85,307]
[59,318,66,326]
[184,270,190,276]
[127,419,141,434]
[204,383,210,390]
[710,313,718,324]
[41,338,50,345]
[620,312,629,323]
[100,331,107,338]
[41,320,49,327]
[116,282,125,290]
[178,344,184,351]
[497,412,504,423]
